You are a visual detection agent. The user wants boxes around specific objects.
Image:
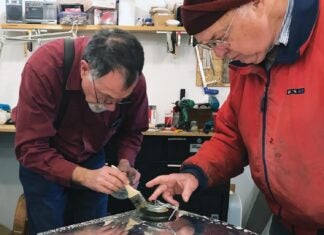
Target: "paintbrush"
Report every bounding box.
[110,165,147,209]
[124,184,148,209]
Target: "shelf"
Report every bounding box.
[143,130,214,137]
[0,126,213,136]
[0,24,186,33]
[0,125,15,133]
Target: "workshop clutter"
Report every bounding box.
[149,96,218,133]
[59,0,117,25]
[148,105,157,129]
[5,0,183,27]
[150,7,175,26]
[0,104,11,125]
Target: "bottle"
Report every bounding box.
[165,112,172,128]
[190,120,198,132]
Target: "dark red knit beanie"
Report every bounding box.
[181,0,253,35]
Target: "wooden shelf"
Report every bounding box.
[0,24,186,33]
[0,126,213,136]
[143,130,213,137]
[0,125,15,133]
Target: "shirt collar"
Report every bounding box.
[276,0,294,46]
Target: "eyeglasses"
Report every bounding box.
[196,8,238,50]
[91,75,132,106]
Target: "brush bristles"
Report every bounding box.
[125,185,147,208]
[125,185,140,198]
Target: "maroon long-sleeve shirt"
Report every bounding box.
[13,37,148,187]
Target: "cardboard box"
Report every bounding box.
[90,8,117,25]
[57,0,83,4]
[152,13,174,26]
[84,0,116,11]
[188,108,213,129]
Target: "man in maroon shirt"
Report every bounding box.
[13,29,148,234]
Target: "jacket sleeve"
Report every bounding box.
[14,63,77,187]
[182,69,248,188]
[114,74,149,166]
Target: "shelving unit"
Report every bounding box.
[144,130,213,137]
[0,125,15,133]
[0,24,186,33]
[0,125,214,136]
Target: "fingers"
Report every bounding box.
[148,184,167,201]
[146,175,167,188]
[85,167,128,194]
[148,184,179,207]
[116,160,141,187]
[182,174,199,202]
[146,173,198,206]
[162,191,180,207]
[106,165,129,185]
[181,187,193,202]
[117,159,131,173]
[128,168,141,187]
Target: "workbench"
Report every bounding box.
[0,125,227,220]
[107,130,229,221]
[0,124,15,133]
[0,125,214,136]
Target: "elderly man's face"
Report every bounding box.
[195,2,281,64]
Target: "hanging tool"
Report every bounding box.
[195,45,218,95]
[166,32,177,54]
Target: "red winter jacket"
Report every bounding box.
[182,0,324,234]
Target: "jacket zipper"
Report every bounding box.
[261,69,280,208]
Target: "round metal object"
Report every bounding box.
[139,203,176,222]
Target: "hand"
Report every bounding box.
[97,224,128,235]
[72,165,129,194]
[117,159,141,188]
[71,224,127,235]
[146,173,199,207]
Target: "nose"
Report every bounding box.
[105,103,117,112]
[213,47,229,59]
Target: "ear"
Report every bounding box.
[80,60,90,79]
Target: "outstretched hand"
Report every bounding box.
[146,173,199,207]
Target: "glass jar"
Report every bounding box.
[190,120,198,132]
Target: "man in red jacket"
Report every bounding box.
[14,29,148,234]
[147,0,324,234]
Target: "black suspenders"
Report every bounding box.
[53,38,75,129]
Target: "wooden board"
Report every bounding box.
[0,124,15,132]
[196,47,230,87]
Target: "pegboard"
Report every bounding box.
[195,47,230,87]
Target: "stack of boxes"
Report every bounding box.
[84,0,117,25]
[5,1,181,27]
[150,7,175,26]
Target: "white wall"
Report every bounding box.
[0,0,257,230]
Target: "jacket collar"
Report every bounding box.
[274,0,319,64]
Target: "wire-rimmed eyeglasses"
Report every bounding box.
[196,8,238,50]
[91,75,132,106]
